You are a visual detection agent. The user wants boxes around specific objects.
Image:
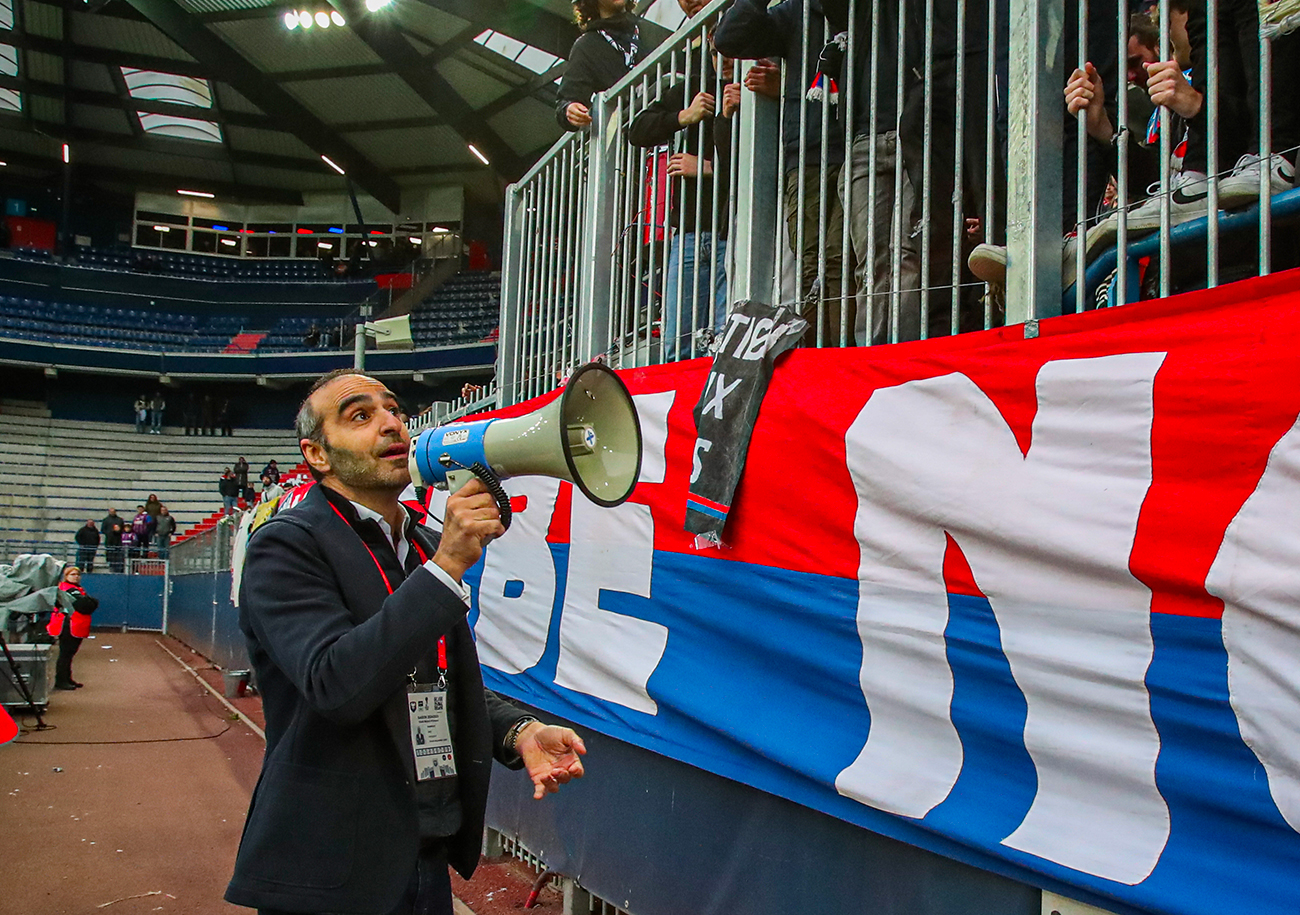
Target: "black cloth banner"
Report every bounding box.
[686,299,806,541]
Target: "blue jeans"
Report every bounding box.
[663,232,727,362]
[151,409,163,432]
[223,496,236,514]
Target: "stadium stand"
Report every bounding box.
[0,397,304,558]
[408,271,501,346]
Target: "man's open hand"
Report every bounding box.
[515,723,587,799]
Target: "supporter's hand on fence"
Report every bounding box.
[1064,62,1113,142]
[566,102,592,127]
[668,153,711,179]
[744,59,782,100]
[721,83,742,118]
[1144,60,1203,120]
[433,477,506,582]
[679,91,716,126]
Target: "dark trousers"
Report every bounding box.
[257,844,453,915]
[77,546,96,572]
[55,631,82,687]
[1185,0,1300,172]
[107,543,124,573]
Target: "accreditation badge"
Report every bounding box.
[407,684,457,781]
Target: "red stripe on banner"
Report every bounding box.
[688,494,730,514]
[943,534,987,598]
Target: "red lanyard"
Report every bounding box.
[328,500,446,675]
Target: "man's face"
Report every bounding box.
[1128,36,1158,84]
[677,0,706,16]
[305,375,411,495]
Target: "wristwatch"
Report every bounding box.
[505,716,540,755]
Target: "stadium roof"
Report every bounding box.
[0,0,674,210]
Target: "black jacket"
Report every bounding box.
[627,60,733,238]
[75,525,100,547]
[556,14,647,130]
[218,476,239,498]
[100,514,125,545]
[225,484,527,914]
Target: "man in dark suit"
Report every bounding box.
[226,368,586,915]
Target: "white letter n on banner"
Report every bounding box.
[835,353,1170,885]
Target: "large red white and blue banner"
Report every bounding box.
[435,271,1300,915]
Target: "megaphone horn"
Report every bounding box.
[410,363,643,530]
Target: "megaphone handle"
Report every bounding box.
[466,462,512,532]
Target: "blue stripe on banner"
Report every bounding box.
[686,499,728,519]
[470,549,1300,915]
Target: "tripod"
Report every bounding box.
[0,623,51,732]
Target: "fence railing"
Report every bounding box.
[496,0,1296,408]
[169,518,235,576]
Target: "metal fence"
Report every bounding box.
[169,518,236,576]
[497,0,1296,406]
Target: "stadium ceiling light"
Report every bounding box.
[320,154,346,175]
[177,188,214,198]
[408,236,422,244]
[152,225,171,232]
[299,9,313,27]
[315,10,330,27]
[283,10,298,28]
[0,161,8,167]
[331,10,345,26]
[365,0,393,10]
[62,143,70,164]
[467,143,489,166]
[220,238,237,246]
[317,242,333,249]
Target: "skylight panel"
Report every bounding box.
[121,68,214,108]
[0,42,17,110]
[138,112,223,143]
[474,29,560,75]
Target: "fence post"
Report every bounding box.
[576,92,620,366]
[730,61,782,307]
[498,182,524,407]
[1005,0,1065,326]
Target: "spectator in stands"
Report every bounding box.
[184,391,198,437]
[74,520,99,573]
[154,507,175,560]
[233,457,251,502]
[149,391,166,435]
[49,565,97,691]
[461,382,484,400]
[259,474,285,507]
[144,493,163,519]
[715,0,848,345]
[627,32,735,360]
[304,324,321,348]
[219,469,239,515]
[131,505,154,559]
[260,459,280,485]
[202,393,216,436]
[218,399,233,436]
[556,0,647,131]
[101,508,126,573]
[133,394,148,434]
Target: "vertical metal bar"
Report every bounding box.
[865,0,882,343]
[660,64,675,361]
[1206,0,1219,287]
[1114,0,1129,307]
[919,0,934,339]
[542,159,560,393]
[1157,0,1172,297]
[1259,36,1273,277]
[730,58,781,306]
[1005,0,1065,325]
[796,2,811,310]
[689,28,707,357]
[578,89,619,373]
[775,55,790,305]
[889,0,907,343]
[841,0,858,347]
[672,48,689,361]
[951,0,967,335]
[816,15,831,347]
[528,178,548,397]
[1073,0,1087,312]
[497,183,522,405]
[648,61,665,362]
[514,183,533,403]
[631,75,651,367]
[558,145,576,376]
[983,0,997,328]
[616,108,637,362]
[708,44,724,346]
[605,96,628,368]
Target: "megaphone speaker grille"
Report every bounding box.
[559,363,642,507]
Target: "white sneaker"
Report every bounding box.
[1216,153,1296,209]
[1089,170,1212,252]
[968,243,1007,285]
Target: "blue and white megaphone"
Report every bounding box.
[409,363,642,529]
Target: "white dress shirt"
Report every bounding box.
[348,499,470,607]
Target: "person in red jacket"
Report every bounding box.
[47,565,98,691]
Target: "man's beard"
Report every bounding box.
[322,438,409,493]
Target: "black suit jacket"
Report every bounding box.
[225,484,526,914]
